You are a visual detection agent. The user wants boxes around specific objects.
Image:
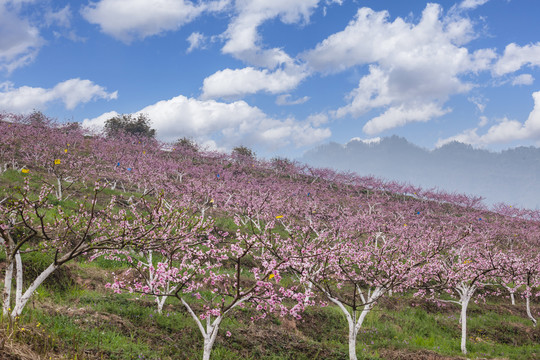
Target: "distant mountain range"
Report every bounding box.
[301,136,540,209]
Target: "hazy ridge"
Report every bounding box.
[302,136,540,209]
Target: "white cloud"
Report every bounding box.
[306,113,328,126]
[468,96,487,112]
[276,94,310,106]
[0,79,118,113]
[199,1,320,99]
[83,94,330,150]
[303,4,495,133]
[81,0,224,42]
[349,137,381,145]
[45,5,72,28]
[81,110,119,133]
[0,1,43,73]
[305,4,493,74]
[201,65,308,99]
[437,91,540,146]
[478,115,488,127]
[493,42,540,76]
[512,74,534,86]
[186,32,207,53]
[458,0,490,10]
[222,0,319,67]
[363,102,450,135]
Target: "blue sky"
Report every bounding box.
[2,0,540,158]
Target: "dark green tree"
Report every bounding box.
[232,145,255,159]
[174,137,198,152]
[104,114,156,138]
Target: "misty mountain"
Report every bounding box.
[301,136,540,209]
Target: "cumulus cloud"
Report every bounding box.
[0,79,118,113]
[303,4,484,73]
[222,0,319,67]
[201,66,307,99]
[363,102,450,135]
[80,110,119,134]
[81,0,227,42]
[437,91,540,147]
[197,1,322,99]
[0,1,43,73]
[493,43,540,76]
[83,94,330,150]
[303,4,496,133]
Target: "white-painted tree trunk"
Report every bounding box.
[347,319,358,360]
[181,297,222,360]
[56,176,63,201]
[11,263,58,318]
[502,285,517,305]
[15,252,23,306]
[304,281,314,305]
[140,251,172,314]
[325,287,383,360]
[526,295,537,327]
[202,315,222,360]
[460,296,470,354]
[2,261,13,317]
[180,295,250,360]
[156,296,166,314]
[455,282,476,355]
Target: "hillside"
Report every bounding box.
[302,137,540,209]
[0,113,539,360]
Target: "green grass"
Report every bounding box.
[2,256,539,359]
[1,168,539,360]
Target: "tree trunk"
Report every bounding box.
[156,296,166,314]
[56,176,63,201]
[181,297,222,360]
[15,252,23,306]
[325,287,383,360]
[347,320,358,360]
[460,296,470,354]
[2,261,13,317]
[526,295,537,327]
[202,317,222,360]
[11,263,58,318]
[510,292,516,306]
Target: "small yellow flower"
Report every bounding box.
[269,274,275,280]
[21,168,29,174]
[275,215,283,219]
[64,149,68,153]
[54,159,61,165]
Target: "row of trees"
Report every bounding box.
[0,112,539,359]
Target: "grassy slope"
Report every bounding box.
[1,251,539,360]
[1,165,539,359]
